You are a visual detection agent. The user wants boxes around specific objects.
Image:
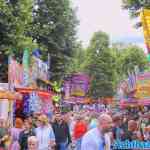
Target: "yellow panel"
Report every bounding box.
[143,9,150,16]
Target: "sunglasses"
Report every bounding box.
[37,120,42,122]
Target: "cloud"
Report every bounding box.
[73,0,145,48]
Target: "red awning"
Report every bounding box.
[15,87,54,99]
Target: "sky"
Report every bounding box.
[72,0,146,50]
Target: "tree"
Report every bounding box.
[122,0,150,16]
[111,43,149,80]
[0,0,37,55]
[0,0,78,82]
[0,0,37,82]
[122,0,150,28]
[119,45,148,75]
[30,0,78,80]
[83,31,117,99]
[66,42,85,74]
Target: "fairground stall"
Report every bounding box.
[63,73,93,111]
[0,83,22,125]
[118,71,150,109]
[8,49,55,120]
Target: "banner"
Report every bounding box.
[0,83,8,90]
[63,73,90,102]
[31,56,48,82]
[23,48,30,87]
[135,72,150,99]
[140,9,150,53]
[8,57,23,89]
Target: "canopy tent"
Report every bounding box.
[15,87,54,99]
[0,90,22,100]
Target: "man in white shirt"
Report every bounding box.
[35,114,55,150]
[81,113,113,150]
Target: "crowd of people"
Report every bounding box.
[0,106,149,150]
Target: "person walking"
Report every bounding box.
[0,117,9,150]
[52,113,71,150]
[35,114,55,150]
[27,136,38,150]
[81,113,113,150]
[9,118,23,150]
[73,115,87,150]
[19,118,35,150]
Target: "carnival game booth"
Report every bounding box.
[8,48,55,119]
[63,73,90,106]
[0,83,22,125]
[15,87,54,119]
[118,72,150,109]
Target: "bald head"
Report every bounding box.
[128,120,137,131]
[28,136,38,143]
[28,136,38,150]
[98,113,113,134]
[98,113,112,122]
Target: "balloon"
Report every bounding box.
[147,54,150,62]
[32,48,42,58]
[52,95,61,102]
[52,81,61,92]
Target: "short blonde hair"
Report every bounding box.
[38,114,49,125]
[28,136,38,143]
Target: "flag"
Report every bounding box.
[22,48,30,86]
[128,71,137,91]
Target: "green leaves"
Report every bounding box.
[30,0,78,80]
[66,42,85,74]
[67,31,148,100]
[0,0,78,81]
[0,0,36,54]
[122,0,150,28]
[120,45,148,74]
[83,31,116,99]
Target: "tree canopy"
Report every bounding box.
[30,0,78,80]
[82,31,117,99]
[0,0,78,81]
[122,0,150,28]
[67,31,149,99]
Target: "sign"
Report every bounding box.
[8,57,23,89]
[31,56,48,82]
[63,73,90,102]
[119,72,150,106]
[135,73,150,99]
[23,48,30,86]
[0,83,8,90]
[140,9,150,53]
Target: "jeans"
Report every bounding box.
[57,141,68,150]
[76,138,82,150]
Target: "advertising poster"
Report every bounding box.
[8,57,23,89]
[135,73,150,100]
[63,73,90,103]
[31,56,48,83]
[0,83,9,119]
[22,48,30,87]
